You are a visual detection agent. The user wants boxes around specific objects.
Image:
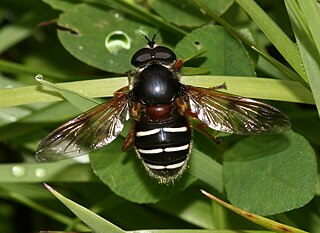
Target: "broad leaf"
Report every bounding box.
[90,137,196,203]
[57,3,158,73]
[223,130,317,215]
[175,25,255,76]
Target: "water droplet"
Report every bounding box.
[35,74,43,81]
[193,41,202,50]
[12,165,26,177]
[105,31,131,55]
[113,12,124,21]
[34,168,46,178]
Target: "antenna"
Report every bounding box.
[140,31,159,48]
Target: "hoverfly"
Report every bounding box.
[36,34,291,184]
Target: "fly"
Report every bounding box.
[36,34,291,184]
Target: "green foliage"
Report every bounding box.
[175,25,255,76]
[0,0,319,232]
[90,140,196,203]
[224,131,317,215]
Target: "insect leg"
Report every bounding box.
[194,123,221,144]
[122,123,136,151]
[173,58,184,71]
[113,86,129,97]
[210,82,227,90]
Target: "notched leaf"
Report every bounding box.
[57,3,158,73]
[57,24,81,36]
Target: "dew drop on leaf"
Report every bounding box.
[34,168,46,178]
[105,31,131,55]
[12,165,26,177]
[35,74,43,81]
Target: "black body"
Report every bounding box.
[133,64,181,105]
[134,111,192,180]
[131,60,191,181]
[129,39,193,182]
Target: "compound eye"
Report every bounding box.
[153,46,176,61]
[131,48,152,66]
[131,46,177,67]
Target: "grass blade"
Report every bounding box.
[285,0,320,117]
[0,184,89,231]
[44,183,125,233]
[234,0,307,83]
[201,190,309,233]
[0,76,314,107]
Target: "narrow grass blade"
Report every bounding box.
[234,0,307,83]
[192,0,308,87]
[201,190,309,233]
[188,148,223,193]
[0,185,89,231]
[298,1,320,53]
[44,183,125,233]
[0,76,127,107]
[0,59,70,80]
[35,74,100,111]
[0,12,35,53]
[181,76,314,104]
[251,46,309,89]
[0,160,96,183]
[285,0,320,117]
[0,76,314,108]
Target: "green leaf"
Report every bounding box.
[0,76,314,108]
[223,130,317,215]
[297,0,320,53]
[148,0,234,28]
[196,0,235,15]
[148,0,208,27]
[45,184,125,233]
[180,76,314,104]
[175,25,255,76]
[0,12,36,53]
[202,190,309,233]
[42,0,79,11]
[57,3,158,73]
[285,0,320,117]
[192,0,309,88]
[0,160,96,183]
[152,188,215,229]
[234,0,307,83]
[35,75,100,111]
[90,138,196,203]
[188,148,223,193]
[0,59,70,80]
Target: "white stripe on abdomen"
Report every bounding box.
[145,160,186,170]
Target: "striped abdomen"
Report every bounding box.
[134,113,192,183]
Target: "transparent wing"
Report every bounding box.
[36,91,131,161]
[185,85,291,135]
